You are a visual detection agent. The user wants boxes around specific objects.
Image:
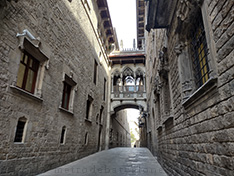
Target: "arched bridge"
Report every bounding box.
[109,49,147,114]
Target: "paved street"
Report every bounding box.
[38,148,167,176]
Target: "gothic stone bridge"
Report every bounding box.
[109,50,147,114]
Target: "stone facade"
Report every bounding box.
[0,0,115,175]
[109,109,131,148]
[144,0,234,175]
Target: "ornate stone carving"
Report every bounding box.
[194,0,204,6]
[182,80,193,100]
[153,76,161,95]
[123,67,133,76]
[177,0,191,22]
[158,47,169,79]
[135,68,143,76]
[113,69,120,77]
[174,41,187,55]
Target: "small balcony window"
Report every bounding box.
[61,82,72,110]
[60,74,77,113]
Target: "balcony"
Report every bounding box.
[111,85,146,100]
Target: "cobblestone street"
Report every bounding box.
[38,148,167,176]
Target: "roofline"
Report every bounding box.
[109,54,145,58]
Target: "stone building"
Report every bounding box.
[108,49,147,148]
[0,0,117,175]
[109,109,131,148]
[143,0,234,175]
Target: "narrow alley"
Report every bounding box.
[0,0,233,175]
[38,148,167,176]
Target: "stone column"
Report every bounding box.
[111,75,114,93]
[134,72,136,92]
[175,41,193,101]
[120,73,123,92]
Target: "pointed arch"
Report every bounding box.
[135,68,144,76]
[122,67,134,77]
[112,69,121,88]
[135,68,144,90]
[112,69,121,77]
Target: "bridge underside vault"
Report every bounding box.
[111,101,147,115]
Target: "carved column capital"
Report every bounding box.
[177,0,191,22]
[174,41,188,55]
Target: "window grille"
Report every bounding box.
[191,11,209,87]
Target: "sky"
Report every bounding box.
[127,109,140,146]
[107,0,137,49]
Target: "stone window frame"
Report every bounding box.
[14,117,28,144]
[59,74,77,115]
[11,35,50,102]
[93,59,98,85]
[60,126,67,145]
[85,95,94,122]
[190,13,210,88]
[103,78,106,101]
[99,106,104,125]
[84,132,89,145]
[176,1,218,108]
[16,51,40,94]
[61,81,72,110]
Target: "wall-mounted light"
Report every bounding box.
[16,29,40,41]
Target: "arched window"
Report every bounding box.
[124,76,134,85]
[135,68,144,91]
[113,70,121,86]
[14,117,27,143]
[122,67,134,85]
[124,76,135,92]
[113,69,121,92]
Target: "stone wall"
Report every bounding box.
[109,110,131,148]
[145,0,234,175]
[0,0,111,175]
